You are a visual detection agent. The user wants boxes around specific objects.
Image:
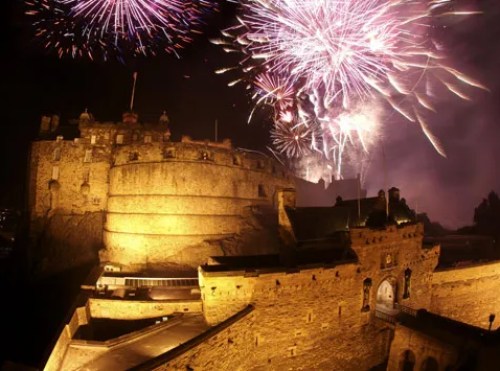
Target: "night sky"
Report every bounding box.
[2,0,499,229]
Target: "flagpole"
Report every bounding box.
[382,144,389,220]
[215,119,218,142]
[130,72,138,111]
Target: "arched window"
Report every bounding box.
[362,278,372,312]
[421,357,438,371]
[399,349,415,371]
[403,268,412,299]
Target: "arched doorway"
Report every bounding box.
[376,278,397,313]
[421,357,438,371]
[399,349,415,371]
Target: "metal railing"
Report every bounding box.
[375,310,397,324]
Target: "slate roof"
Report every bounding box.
[286,192,417,244]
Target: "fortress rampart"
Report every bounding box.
[430,261,500,329]
[29,115,294,273]
[104,139,293,270]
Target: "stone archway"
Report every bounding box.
[376,277,397,313]
[399,350,416,371]
[421,357,438,371]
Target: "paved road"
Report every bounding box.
[62,314,209,371]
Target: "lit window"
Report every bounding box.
[144,135,152,144]
[90,135,97,144]
[52,148,61,161]
[84,149,92,163]
[200,151,213,161]
[116,134,124,144]
[51,166,59,180]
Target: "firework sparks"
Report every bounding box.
[26,0,218,59]
[215,0,485,181]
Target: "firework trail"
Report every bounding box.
[214,0,486,181]
[26,0,218,60]
[25,0,109,59]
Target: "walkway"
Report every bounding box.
[61,314,209,371]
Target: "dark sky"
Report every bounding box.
[1,0,499,228]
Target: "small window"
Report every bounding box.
[257,160,265,169]
[104,132,110,140]
[90,135,97,144]
[233,155,242,166]
[144,135,152,144]
[84,149,92,163]
[163,148,176,159]
[132,134,138,141]
[129,152,139,161]
[52,148,61,161]
[83,169,90,183]
[116,134,124,144]
[51,166,59,180]
[258,184,267,197]
[200,150,213,161]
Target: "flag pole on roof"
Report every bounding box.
[130,72,138,112]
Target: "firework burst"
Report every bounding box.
[214,0,486,181]
[26,0,218,59]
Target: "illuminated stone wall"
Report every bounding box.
[349,223,440,312]
[185,263,390,370]
[29,122,293,273]
[102,139,293,271]
[198,224,439,326]
[29,139,111,217]
[153,306,391,371]
[28,138,111,273]
[44,306,89,371]
[430,261,500,329]
[88,298,202,319]
[164,224,438,369]
[387,324,458,371]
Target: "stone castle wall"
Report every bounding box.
[29,127,294,273]
[430,261,500,329]
[195,263,391,370]
[386,324,458,371]
[28,139,110,274]
[182,224,437,370]
[350,223,440,312]
[29,139,111,216]
[88,298,202,320]
[102,141,293,271]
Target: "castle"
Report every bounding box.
[29,111,293,274]
[29,113,500,370]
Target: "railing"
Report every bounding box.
[124,277,199,288]
[97,276,199,290]
[375,303,419,325]
[375,310,397,324]
[396,304,418,317]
